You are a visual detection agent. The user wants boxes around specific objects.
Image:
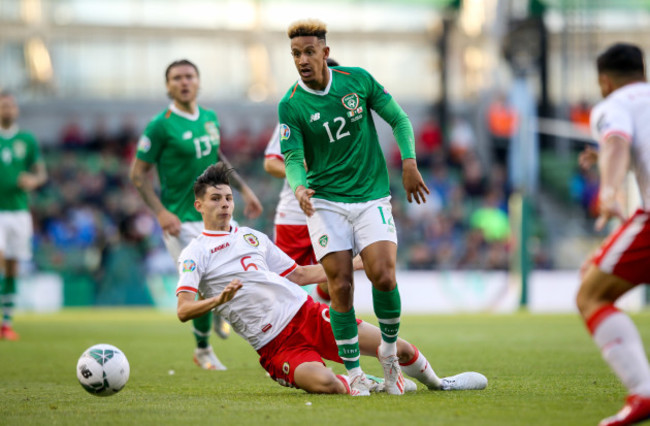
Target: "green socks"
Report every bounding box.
[373,286,401,354]
[2,276,16,326]
[329,307,361,371]
[192,311,212,349]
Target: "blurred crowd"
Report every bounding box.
[26,105,571,298]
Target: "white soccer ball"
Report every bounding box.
[76,343,130,396]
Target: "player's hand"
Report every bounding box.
[402,159,430,204]
[578,146,599,170]
[295,185,315,217]
[242,189,263,219]
[17,172,40,191]
[352,254,364,271]
[216,279,243,305]
[157,209,182,237]
[594,188,625,232]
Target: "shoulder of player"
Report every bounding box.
[15,130,38,144]
[279,82,301,105]
[331,66,372,81]
[197,106,218,120]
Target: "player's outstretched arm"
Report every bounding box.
[264,156,286,178]
[287,255,363,286]
[130,157,181,236]
[176,279,243,322]
[219,151,263,219]
[594,134,630,231]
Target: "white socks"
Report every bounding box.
[399,345,442,389]
[589,305,650,396]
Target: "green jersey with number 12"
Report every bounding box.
[136,105,220,222]
[279,66,392,203]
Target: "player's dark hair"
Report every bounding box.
[165,59,200,82]
[326,58,339,67]
[194,163,232,198]
[597,43,645,78]
[287,19,327,42]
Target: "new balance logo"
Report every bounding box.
[310,112,321,122]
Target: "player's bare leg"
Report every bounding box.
[360,241,404,395]
[293,362,348,394]
[577,264,650,426]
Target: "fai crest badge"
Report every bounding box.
[205,121,220,142]
[182,259,197,272]
[341,93,360,110]
[318,235,328,248]
[244,233,260,247]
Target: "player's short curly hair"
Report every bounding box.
[194,163,232,198]
[287,19,327,42]
[165,59,199,82]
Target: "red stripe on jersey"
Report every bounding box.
[202,231,229,237]
[265,154,284,161]
[280,263,298,277]
[602,130,631,143]
[289,82,299,99]
[332,69,350,75]
[586,304,620,335]
[165,109,172,119]
[176,286,198,295]
[593,209,642,266]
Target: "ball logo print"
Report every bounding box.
[76,344,130,397]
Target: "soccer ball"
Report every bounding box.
[76,343,130,396]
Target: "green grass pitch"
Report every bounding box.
[1,309,646,425]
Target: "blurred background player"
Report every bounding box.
[176,163,487,395]
[0,92,47,340]
[575,43,650,426]
[129,59,263,370]
[279,19,430,395]
[263,57,340,305]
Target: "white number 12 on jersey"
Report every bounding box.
[323,117,351,143]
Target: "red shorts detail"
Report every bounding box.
[257,296,362,389]
[592,209,650,284]
[275,224,317,266]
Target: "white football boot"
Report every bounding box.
[348,374,381,396]
[438,372,488,390]
[379,354,406,395]
[193,346,227,371]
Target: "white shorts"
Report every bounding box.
[306,196,397,261]
[0,211,33,260]
[163,219,239,263]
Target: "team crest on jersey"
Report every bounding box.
[182,259,197,272]
[342,93,359,110]
[137,135,152,153]
[318,235,328,248]
[12,140,26,159]
[205,121,220,142]
[279,124,291,141]
[243,233,259,247]
[282,362,290,375]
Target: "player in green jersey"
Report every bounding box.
[279,20,430,396]
[129,60,263,370]
[0,92,47,340]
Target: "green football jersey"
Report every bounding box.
[0,127,41,211]
[136,105,220,222]
[279,66,393,203]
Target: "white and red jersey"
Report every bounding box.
[175,226,308,350]
[264,123,307,225]
[590,82,650,208]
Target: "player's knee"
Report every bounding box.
[368,268,396,291]
[303,374,345,394]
